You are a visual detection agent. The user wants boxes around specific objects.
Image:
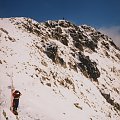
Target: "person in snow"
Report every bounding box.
[12,90,22,114]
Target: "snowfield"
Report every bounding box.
[0,17,120,120]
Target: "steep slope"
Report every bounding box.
[0,17,120,120]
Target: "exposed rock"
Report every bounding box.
[0,60,2,64]
[100,91,120,112]
[77,52,100,80]
[74,103,82,110]
[101,41,110,50]
[46,83,51,87]
[45,42,58,62]
[56,57,66,68]
[0,28,8,34]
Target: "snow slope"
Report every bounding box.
[0,17,120,120]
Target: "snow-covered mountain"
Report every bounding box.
[0,17,120,120]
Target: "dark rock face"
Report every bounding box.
[45,43,58,62]
[101,41,110,50]
[43,20,101,80]
[51,31,68,46]
[60,36,68,46]
[14,18,118,82]
[0,60,2,64]
[84,40,97,51]
[68,27,98,52]
[57,57,66,67]
[77,52,100,80]
[73,41,83,51]
[44,20,99,52]
[69,31,84,51]
[110,40,120,51]
[45,42,66,67]
[100,91,120,112]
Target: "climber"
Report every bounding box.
[12,90,22,115]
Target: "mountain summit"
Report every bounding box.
[0,17,120,120]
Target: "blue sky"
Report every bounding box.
[0,0,120,27]
[0,0,120,46]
